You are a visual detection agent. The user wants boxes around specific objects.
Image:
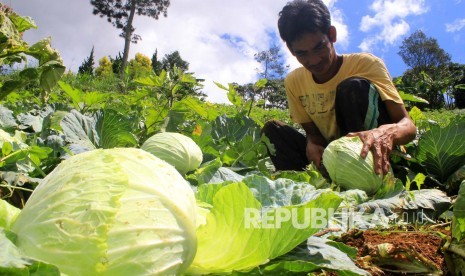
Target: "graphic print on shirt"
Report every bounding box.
[299,91,336,116]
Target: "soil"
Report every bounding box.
[335,225,451,275]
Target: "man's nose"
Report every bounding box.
[306,55,322,67]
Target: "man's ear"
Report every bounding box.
[328,26,337,43]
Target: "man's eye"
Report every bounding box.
[313,47,325,54]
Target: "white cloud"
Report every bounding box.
[323,0,349,49]
[331,9,350,50]
[446,18,465,32]
[358,0,427,52]
[11,0,349,103]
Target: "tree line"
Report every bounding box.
[84,0,465,110]
[234,29,465,110]
[76,28,465,111]
[4,0,464,111]
[78,48,189,79]
[396,30,465,109]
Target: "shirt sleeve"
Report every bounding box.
[362,54,403,104]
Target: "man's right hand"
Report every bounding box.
[306,141,325,169]
[301,122,327,171]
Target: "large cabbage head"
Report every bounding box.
[12,148,197,276]
[322,136,383,195]
[141,132,203,174]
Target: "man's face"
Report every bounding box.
[289,30,337,81]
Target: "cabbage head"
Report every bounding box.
[141,132,203,174]
[322,136,383,195]
[12,148,197,276]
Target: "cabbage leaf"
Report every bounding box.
[242,236,368,275]
[0,199,21,230]
[188,182,342,274]
[60,109,138,154]
[0,229,60,275]
[416,116,465,182]
[12,148,196,276]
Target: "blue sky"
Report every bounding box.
[9,0,465,103]
[332,0,465,77]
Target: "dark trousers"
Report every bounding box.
[262,78,392,171]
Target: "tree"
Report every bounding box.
[151,50,190,75]
[254,45,289,80]
[237,45,289,109]
[90,0,170,77]
[95,56,113,77]
[450,63,465,109]
[398,30,451,72]
[160,50,189,72]
[78,46,95,75]
[398,30,453,109]
[128,52,152,78]
[266,79,288,109]
[110,52,123,75]
[151,49,163,74]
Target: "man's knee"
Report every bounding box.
[262,119,285,135]
[336,77,371,101]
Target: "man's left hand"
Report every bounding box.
[347,125,397,175]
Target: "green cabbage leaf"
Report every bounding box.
[187,179,342,274]
[0,229,60,275]
[323,136,384,195]
[0,199,21,230]
[12,148,197,276]
[142,132,203,174]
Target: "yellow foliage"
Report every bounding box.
[95,56,113,77]
[129,52,152,78]
[135,53,152,69]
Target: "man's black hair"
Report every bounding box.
[278,0,331,46]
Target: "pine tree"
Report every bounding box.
[151,49,163,75]
[78,46,95,75]
[110,52,124,75]
[161,50,189,72]
[90,0,171,77]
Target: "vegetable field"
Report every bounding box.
[2,5,465,276]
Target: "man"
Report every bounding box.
[263,0,416,175]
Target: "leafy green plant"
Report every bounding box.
[60,109,138,153]
[393,77,429,107]
[57,81,109,111]
[416,116,465,182]
[215,78,268,117]
[0,5,65,102]
[134,66,203,109]
[0,129,52,177]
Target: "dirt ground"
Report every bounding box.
[335,226,450,275]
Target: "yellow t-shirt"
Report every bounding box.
[285,53,403,142]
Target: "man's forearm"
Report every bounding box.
[375,117,416,146]
[301,122,327,168]
[306,133,327,148]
